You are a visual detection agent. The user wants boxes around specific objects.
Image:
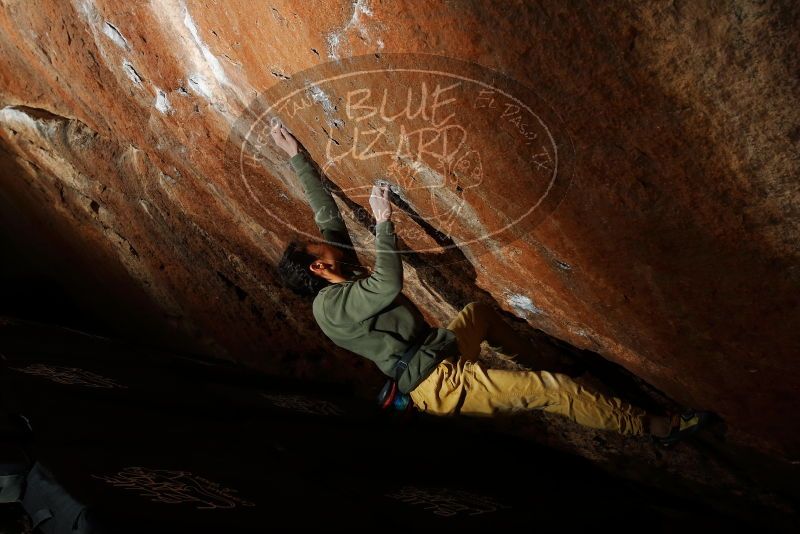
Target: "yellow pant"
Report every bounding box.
[410,302,647,436]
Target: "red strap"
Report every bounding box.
[381,382,397,410]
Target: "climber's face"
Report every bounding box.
[305,241,344,279]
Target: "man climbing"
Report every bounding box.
[271,121,708,445]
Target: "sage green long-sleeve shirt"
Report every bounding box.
[290,153,458,393]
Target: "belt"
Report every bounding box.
[393,327,432,382]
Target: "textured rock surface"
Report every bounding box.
[0,0,798,460]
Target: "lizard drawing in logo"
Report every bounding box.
[384,122,484,239]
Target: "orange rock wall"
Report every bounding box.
[0,1,798,455]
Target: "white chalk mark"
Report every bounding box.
[0,107,38,129]
[72,0,131,73]
[76,0,100,24]
[307,85,335,114]
[155,89,172,114]
[139,199,154,218]
[506,293,544,317]
[182,5,230,87]
[187,75,212,99]
[0,107,56,143]
[147,0,246,111]
[327,0,375,60]
[122,60,143,86]
[102,21,129,49]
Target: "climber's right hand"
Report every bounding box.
[369,184,392,223]
[270,122,299,158]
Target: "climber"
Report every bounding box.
[271,121,709,445]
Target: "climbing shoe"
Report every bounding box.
[654,410,712,447]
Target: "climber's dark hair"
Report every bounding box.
[278,241,330,298]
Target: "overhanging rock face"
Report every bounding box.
[0,1,797,456]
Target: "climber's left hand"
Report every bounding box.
[270,122,299,158]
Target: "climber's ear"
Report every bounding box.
[309,261,327,276]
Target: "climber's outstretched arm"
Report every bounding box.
[321,185,402,322]
[270,122,348,243]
